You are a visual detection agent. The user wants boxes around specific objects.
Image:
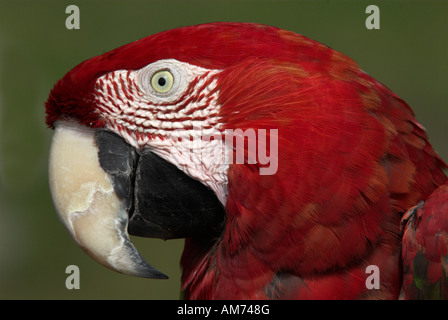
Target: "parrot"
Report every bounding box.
[45,22,448,299]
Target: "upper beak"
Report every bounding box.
[48,121,225,279]
[48,121,167,279]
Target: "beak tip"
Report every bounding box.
[137,265,169,280]
[106,241,170,280]
[129,263,169,279]
[145,271,169,280]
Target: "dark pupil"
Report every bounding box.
[158,77,166,87]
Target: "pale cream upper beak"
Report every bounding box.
[48,121,167,279]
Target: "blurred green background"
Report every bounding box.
[0,0,447,299]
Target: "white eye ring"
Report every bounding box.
[136,59,219,104]
[137,59,186,101]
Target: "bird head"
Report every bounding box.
[46,22,395,280]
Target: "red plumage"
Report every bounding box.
[46,22,448,299]
[401,184,448,299]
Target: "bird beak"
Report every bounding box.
[48,121,167,279]
[48,121,225,280]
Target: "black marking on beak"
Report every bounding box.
[95,130,225,266]
[130,148,226,240]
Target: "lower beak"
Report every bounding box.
[48,121,225,279]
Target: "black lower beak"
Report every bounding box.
[94,130,225,272]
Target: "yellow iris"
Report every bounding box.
[150,70,174,93]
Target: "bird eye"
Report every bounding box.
[150,70,174,94]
